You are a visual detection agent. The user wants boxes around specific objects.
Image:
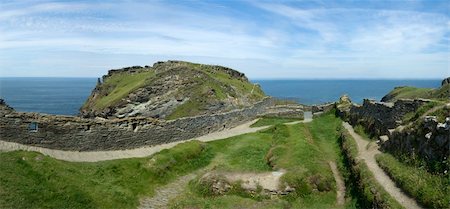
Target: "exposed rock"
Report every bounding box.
[442,77,450,86]
[80,61,265,119]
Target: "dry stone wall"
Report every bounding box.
[346,99,429,136]
[0,98,274,151]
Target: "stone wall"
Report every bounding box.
[0,98,274,151]
[346,99,429,136]
[311,103,335,114]
[264,104,304,119]
[380,116,449,164]
[337,95,449,172]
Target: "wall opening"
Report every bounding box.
[29,122,38,132]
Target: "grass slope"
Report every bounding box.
[82,61,266,119]
[1,112,358,209]
[376,153,449,209]
[92,70,155,110]
[0,141,213,209]
[382,84,450,102]
[171,111,352,208]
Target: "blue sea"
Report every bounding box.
[0,78,441,116]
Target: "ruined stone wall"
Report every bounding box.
[264,105,304,119]
[346,99,429,136]
[311,103,335,114]
[0,98,274,151]
[380,116,449,164]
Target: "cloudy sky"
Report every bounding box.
[0,0,448,79]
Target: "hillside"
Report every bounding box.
[80,61,265,119]
[381,77,450,102]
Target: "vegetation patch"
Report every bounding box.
[90,70,155,110]
[250,116,299,127]
[382,84,450,102]
[0,140,213,209]
[376,153,449,209]
[339,129,403,209]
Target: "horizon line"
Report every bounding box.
[0,76,446,80]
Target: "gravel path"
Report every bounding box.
[0,119,267,162]
[328,161,345,206]
[343,122,422,209]
[138,173,196,209]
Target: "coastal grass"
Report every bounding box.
[339,129,403,209]
[250,116,299,127]
[384,86,433,102]
[383,84,450,102]
[92,70,155,110]
[353,124,375,141]
[171,110,352,208]
[2,112,357,208]
[0,140,213,209]
[376,153,449,209]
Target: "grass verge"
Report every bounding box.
[339,128,403,209]
[376,153,449,209]
[250,117,299,127]
[0,140,213,209]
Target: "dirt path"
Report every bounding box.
[0,113,313,162]
[138,173,196,209]
[328,161,345,206]
[343,122,422,209]
[0,119,267,162]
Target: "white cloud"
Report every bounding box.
[0,0,448,78]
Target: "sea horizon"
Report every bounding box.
[0,77,442,116]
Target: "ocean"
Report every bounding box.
[0,78,441,116]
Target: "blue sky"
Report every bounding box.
[0,0,448,79]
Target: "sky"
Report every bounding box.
[0,0,448,79]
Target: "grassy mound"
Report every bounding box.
[171,111,353,208]
[81,61,265,119]
[381,84,450,102]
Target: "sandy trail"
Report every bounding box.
[343,122,422,209]
[0,119,267,162]
[328,161,345,206]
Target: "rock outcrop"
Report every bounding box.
[80,61,265,119]
[442,77,450,86]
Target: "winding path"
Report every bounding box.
[328,161,345,206]
[138,173,196,209]
[0,119,266,162]
[343,122,422,209]
[0,112,313,162]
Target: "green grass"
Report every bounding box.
[1,112,363,208]
[383,86,433,102]
[250,117,299,127]
[92,70,155,110]
[383,84,450,102]
[171,110,353,208]
[376,153,450,209]
[83,61,266,119]
[353,124,375,141]
[0,140,213,209]
[339,129,403,209]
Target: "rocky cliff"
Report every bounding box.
[80,61,265,119]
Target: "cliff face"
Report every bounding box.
[80,61,265,119]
